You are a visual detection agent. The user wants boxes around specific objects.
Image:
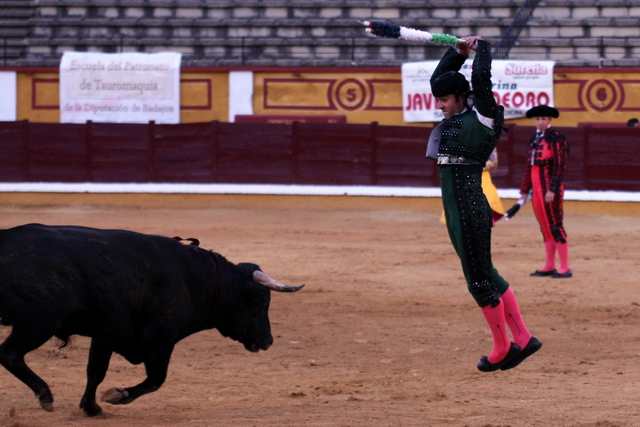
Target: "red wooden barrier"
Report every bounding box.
[153,122,217,183]
[0,120,638,191]
[0,120,28,181]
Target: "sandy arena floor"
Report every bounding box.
[1,192,639,427]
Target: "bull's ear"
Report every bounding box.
[252,270,305,293]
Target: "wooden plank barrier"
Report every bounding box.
[0,120,637,191]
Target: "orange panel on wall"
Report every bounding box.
[616,80,640,110]
[181,79,212,110]
[13,67,640,126]
[263,79,336,110]
[364,79,402,111]
[32,79,60,110]
[17,72,228,123]
[179,72,227,123]
[254,72,407,126]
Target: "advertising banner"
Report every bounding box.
[60,52,181,124]
[402,59,555,122]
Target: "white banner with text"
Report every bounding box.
[402,59,555,122]
[60,52,181,124]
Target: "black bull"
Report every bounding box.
[0,224,303,416]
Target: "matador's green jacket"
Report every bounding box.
[428,40,509,307]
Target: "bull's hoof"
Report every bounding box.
[101,388,129,404]
[36,392,54,412]
[39,400,54,412]
[80,401,103,417]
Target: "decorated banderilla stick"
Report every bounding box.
[362,20,460,46]
[504,193,532,221]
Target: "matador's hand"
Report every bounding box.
[457,36,481,54]
[545,191,555,204]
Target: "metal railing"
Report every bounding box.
[1,37,26,67]
[493,0,543,60]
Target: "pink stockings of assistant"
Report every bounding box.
[542,239,571,273]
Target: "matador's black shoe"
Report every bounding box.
[501,337,542,370]
[477,343,521,372]
[529,269,557,277]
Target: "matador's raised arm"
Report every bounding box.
[471,40,500,120]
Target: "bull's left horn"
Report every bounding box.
[253,270,305,292]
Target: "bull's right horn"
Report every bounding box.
[253,270,305,293]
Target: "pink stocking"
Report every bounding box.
[556,241,570,273]
[501,288,533,349]
[543,240,556,271]
[480,302,511,363]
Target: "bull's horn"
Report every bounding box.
[253,270,305,292]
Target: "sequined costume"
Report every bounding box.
[439,148,505,225]
[519,128,570,243]
[428,40,508,308]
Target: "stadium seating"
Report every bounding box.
[0,1,30,64]
[0,0,638,67]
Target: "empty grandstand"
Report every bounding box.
[1,0,639,68]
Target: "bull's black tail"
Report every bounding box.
[0,302,12,325]
[0,313,12,326]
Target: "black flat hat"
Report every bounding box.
[526,105,559,118]
[431,71,470,97]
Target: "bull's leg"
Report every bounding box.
[79,339,113,417]
[101,343,174,406]
[0,327,55,411]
